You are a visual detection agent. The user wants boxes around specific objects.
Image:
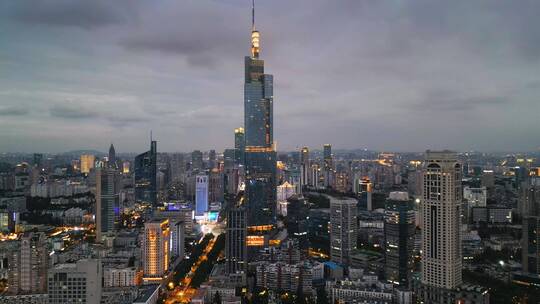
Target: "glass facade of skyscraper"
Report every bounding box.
[134,140,157,206]
[244,39,276,227]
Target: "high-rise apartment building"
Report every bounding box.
[243,3,277,228]
[421,151,462,289]
[384,192,415,288]
[330,197,357,268]
[195,175,209,216]
[96,167,119,243]
[226,207,247,274]
[48,259,102,304]
[143,219,170,281]
[80,154,95,174]
[8,232,48,295]
[134,140,157,205]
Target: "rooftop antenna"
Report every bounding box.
[250,0,260,58]
[252,0,255,30]
[150,130,153,142]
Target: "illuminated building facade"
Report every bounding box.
[80,154,95,174]
[421,151,462,289]
[9,232,48,295]
[384,192,415,288]
[143,219,170,281]
[243,2,276,228]
[300,146,310,189]
[323,144,333,188]
[226,207,247,274]
[96,167,119,243]
[134,140,157,205]
[330,197,357,268]
[521,177,540,274]
[195,175,209,216]
[234,127,245,165]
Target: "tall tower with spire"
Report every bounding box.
[108,143,116,168]
[243,0,276,230]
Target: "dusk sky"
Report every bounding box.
[1,0,539,153]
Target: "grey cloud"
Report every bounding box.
[412,93,508,112]
[0,106,29,116]
[50,104,99,119]
[10,0,137,30]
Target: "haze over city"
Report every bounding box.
[1,0,539,153]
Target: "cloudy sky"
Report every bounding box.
[0,0,539,153]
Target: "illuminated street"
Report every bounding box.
[165,235,217,304]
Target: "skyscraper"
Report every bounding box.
[208,149,217,169]
[134,140,157,205]
[384,192,415,288]
[108,143,116,169]
[80,154,95,174]
[96,167,119,243]
[234,127,245,166]
[143,219,170,281]
[323,144,333,188]
[421,151,462,289]
[171,221,185,260]
[521,177,540,274]
[191,150,203,172]
[300,147,310,190]
[226,206,247,274]
[330,197,357,268]
[195,175,209,216]
[8,232,48,295]
[243,1,277,228]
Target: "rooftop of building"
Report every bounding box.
[133,284,160,303]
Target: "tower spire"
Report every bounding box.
[250,0,260,58]
[252,0,255,30]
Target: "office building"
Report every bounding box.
[323,144,333,188]
[208,149,217,169]
[0,210,14,233]
[208,169,224,203]
[80,154,95,174]
[300,146,310,190]
[330,197,357,268]
[195,175,209,216]
[134,140,157,205]
[191,150,203,171]
[48,259,102,304]
[521,177,540,275]
[143,219,170,281]
[108,143,116,168]
[96,167,119,243]
[234,128,245,166]
[421,151,462,290]
[355,177,373,211]
[226,207,247,274]
[243,3,277,229]
[384,192,415,288]
[171,221,185,260]
[8,232,48,295]
[33,153,43,168]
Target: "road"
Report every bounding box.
[165,235,217,304]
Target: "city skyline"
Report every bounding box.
[1,1,540,153]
